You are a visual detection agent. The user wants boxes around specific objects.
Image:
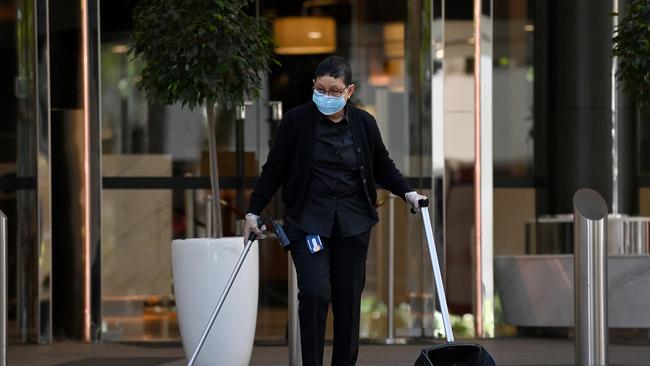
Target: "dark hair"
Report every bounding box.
[314,56,352,86]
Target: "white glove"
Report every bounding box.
[405,191,428,213]
[243,213,266,243]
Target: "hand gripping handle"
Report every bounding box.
[410,198,430,214]
[247,216,265,243]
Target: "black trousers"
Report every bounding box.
[287,223,371,366]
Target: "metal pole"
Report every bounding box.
[206,195,213,238]
[184,174,195,238]
[386,194,396,344]
[472,0,484,338]
[269,101,283,123]
[573,188,608,366]
[268,101,283,219]
[288,256,301,365]
[235,105,246,212]
[1,210,7,366]
[268,101,283,151]
[611,0,619,215]
[422,205,454,342]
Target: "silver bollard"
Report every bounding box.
[1,210,6,366]
[288,256,302,365]
[573,188,608,366]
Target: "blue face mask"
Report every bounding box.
[312,88,348,115]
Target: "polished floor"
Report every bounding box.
[6,338,650,366]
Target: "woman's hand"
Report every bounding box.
[405,191,428,213]
[243,213,266,243]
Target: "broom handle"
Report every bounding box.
[421,202,454,342]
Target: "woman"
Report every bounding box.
[244,56,427,366]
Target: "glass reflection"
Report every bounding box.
[491,0,536,259]
[493,0,534,178]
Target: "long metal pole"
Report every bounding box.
[573,188,608,366]
[269,101,283,136]
[206,105,222,238]
[268,102,283,219]
[205,195,213,238]
[81,0,93,342]
[611,0,619,214]
[288,256,302,365]
[235,105,246,213]
[386,194,396,343]
[472,0,483,338]
[421,206,453,342]
[0,210,6,366]
[184,174,195,238]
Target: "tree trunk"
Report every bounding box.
[206,102,223,238]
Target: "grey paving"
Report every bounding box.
[6,338,650,365]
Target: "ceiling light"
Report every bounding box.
[273,17,336,55]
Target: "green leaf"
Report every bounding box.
[613,0,650,107]
[131,0,278,110]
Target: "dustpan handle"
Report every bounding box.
[420,201,454,342]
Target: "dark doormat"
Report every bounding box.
[54,357,182,366]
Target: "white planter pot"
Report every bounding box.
[172,237,259,366]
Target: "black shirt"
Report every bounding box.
[247,101,413,225]
[293,112,378,237]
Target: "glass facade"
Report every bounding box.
[1,0,52,343]
[1,0,649,348]
[98,0,436,342]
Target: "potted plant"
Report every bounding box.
[613,0,650,110]
[131,0,275,364]
[613,0,650,207]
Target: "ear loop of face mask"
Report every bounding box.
[341,85,351,98]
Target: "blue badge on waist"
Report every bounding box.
[306,234,324,254]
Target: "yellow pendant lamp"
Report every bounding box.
[273,16,336,55]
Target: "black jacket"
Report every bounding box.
[247,101,412,217]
